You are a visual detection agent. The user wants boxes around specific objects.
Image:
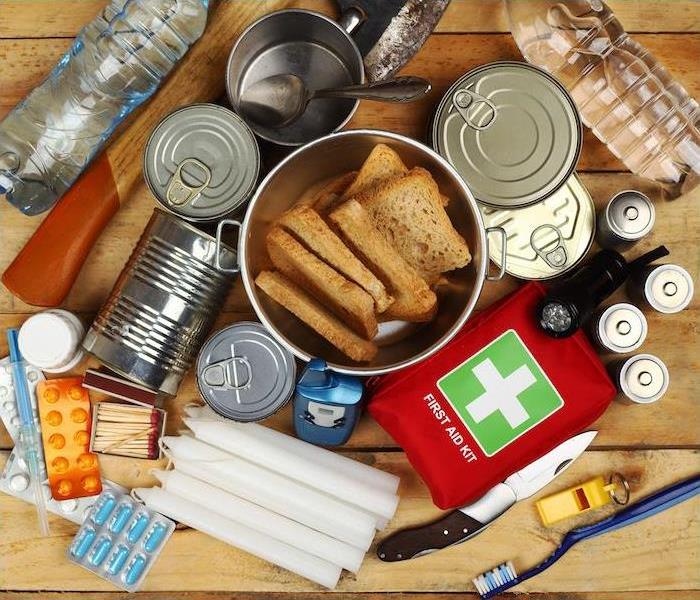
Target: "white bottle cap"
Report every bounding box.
[18,310,85,373]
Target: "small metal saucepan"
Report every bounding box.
[226,9,366,146]
[219,129,504,377]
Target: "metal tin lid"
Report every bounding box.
[196,322,296,422]
[597,303,647,353]
[619,354,669,404]
[605,190,655,240]
[479,173,594,280]
[144,104,260,222]
[433,61,582,208]
[644,264,694,314]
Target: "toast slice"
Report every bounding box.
[256,271,378,362]
[342,143,409,200]
[278,205,393,313]
[266,227,378,339]
[357,167,471,283]
[329,200,437,322]
[312,171,357,213]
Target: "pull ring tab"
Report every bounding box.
[215,219,241,274]
[531,224,568,270]
[166,158,211,206]
[485,226,507,281]
[201,356,253,391]
[453,88,497,131]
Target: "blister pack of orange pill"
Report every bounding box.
[37,377,102,500]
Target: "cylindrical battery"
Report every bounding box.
[597,190,655,249]
[612,353,669,404]
[629,264,694,314]
[592,303,647,354]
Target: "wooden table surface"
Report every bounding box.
[1,1,699,599]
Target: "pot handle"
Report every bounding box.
[338,6,365,35]
[215,219,241,274]
[485,226,507,282]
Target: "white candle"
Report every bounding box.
[185,418,400,521]
[161,435,376,550]
[184,404,400,495]
[132,487,341,589]
[153,469,364,573]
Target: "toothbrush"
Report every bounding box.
[473,474,700,598]
[6,328,50,536]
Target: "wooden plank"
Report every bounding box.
[1,171,698,450]
[0,33,698,173]
[1,0,699,38]
[0,449,698,592]
[1,594,699,600]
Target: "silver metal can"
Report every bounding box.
[82,210,238,396]
[144,103,260,222]
[597,190,655,249]
[431,61,582,209]
[479,173,595,280]
[614,353,669,404]
[593,303,647,354]
[630,263,694,314]
[196,322,296,422]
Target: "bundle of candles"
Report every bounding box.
[91,402,165,459]
[133,404,401,589]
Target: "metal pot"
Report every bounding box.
[224,129,502,376]
[226,9,365,146]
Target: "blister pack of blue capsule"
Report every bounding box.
[67,488,175,592]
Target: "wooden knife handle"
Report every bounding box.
[377,510,486,562]
[2,153,119,307]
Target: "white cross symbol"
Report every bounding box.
[466,358,536,429]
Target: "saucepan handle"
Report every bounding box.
[215,219,241,275]
[485,226,507,282]
[337,6,366,34]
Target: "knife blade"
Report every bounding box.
[337,0,451,81]
[377,431,597,561]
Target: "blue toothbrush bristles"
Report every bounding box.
[473,561,518,597]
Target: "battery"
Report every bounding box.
[593,303,647,354]
[597,190,655,249]
[614,353,669,404]
[630,263,694,314]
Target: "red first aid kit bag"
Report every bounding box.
[368,282,615,509]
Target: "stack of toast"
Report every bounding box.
[255,144,471,363]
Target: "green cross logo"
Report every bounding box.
[437,330,563,457]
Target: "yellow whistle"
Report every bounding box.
[536,474,629,526]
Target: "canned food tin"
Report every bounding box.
[631,264,694,314]
[593,303,647,354]
[144,103,260,222]
[196,322,296,422]
[82,210,238,396]
[614,353,669,404]
[432,61,582,208]
[479,173,594,280]
[597,190,655,249]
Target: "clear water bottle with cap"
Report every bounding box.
[0,0,209,216]
[504,0,700,199]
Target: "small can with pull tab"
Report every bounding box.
[144,103,260,222]
[293,358,363,447]
[196,322,296,422]
[613,353,670,404]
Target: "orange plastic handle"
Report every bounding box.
[2,153,120,307]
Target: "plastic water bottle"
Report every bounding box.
[505,0,700,199]
[0,0,209,216]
